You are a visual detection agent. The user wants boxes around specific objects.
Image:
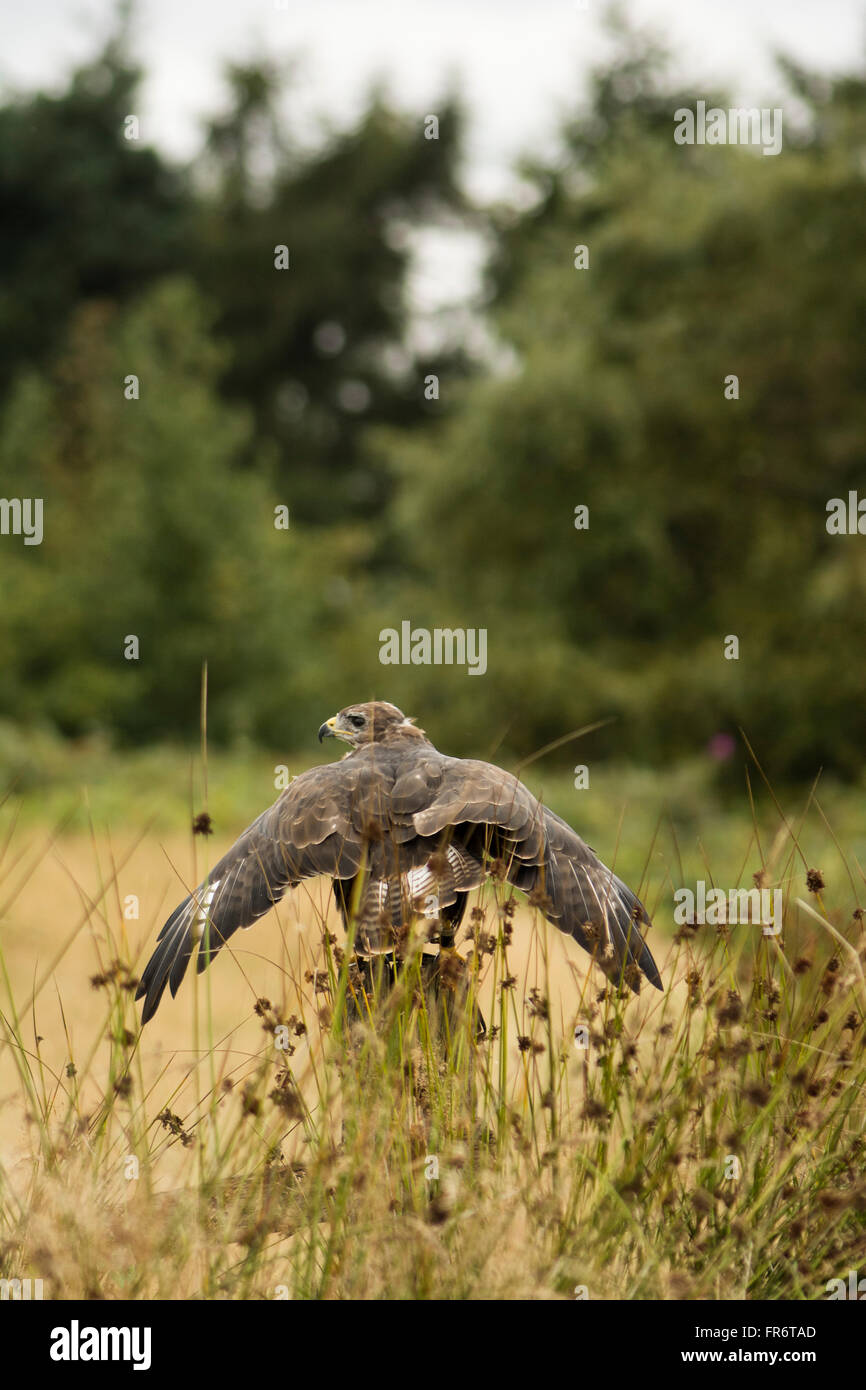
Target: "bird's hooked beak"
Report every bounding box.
[319,713,359,745]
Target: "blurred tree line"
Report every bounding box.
[0,18,864,780]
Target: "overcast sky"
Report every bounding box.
[4,1,863,314]
[6,1,864,187]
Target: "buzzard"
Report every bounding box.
[136,702,662,1024]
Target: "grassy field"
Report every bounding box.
[1,733,865,1299]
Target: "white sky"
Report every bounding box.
[5,1,864,190]
[3,0,863,315]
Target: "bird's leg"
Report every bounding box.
[420,947,486,1042]
[344,951,398,1026]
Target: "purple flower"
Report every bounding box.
[707,732,736,761]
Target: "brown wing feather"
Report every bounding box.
[410,756,661,991]
[136,760,369,1023]
[138,737,661,1024]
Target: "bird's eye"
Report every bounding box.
[349,714,365,728]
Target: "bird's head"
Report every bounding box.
[318,701,423,748]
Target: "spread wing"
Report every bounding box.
[408,757,662,992]
[135,760,369,1023]
[137,743,661,1024]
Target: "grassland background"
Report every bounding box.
[2,734,865,1300]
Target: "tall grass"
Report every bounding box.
[0,767,864,1300]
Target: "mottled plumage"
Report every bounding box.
[136,701,662,1023]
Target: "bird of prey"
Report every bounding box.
[136,701,662,1024]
